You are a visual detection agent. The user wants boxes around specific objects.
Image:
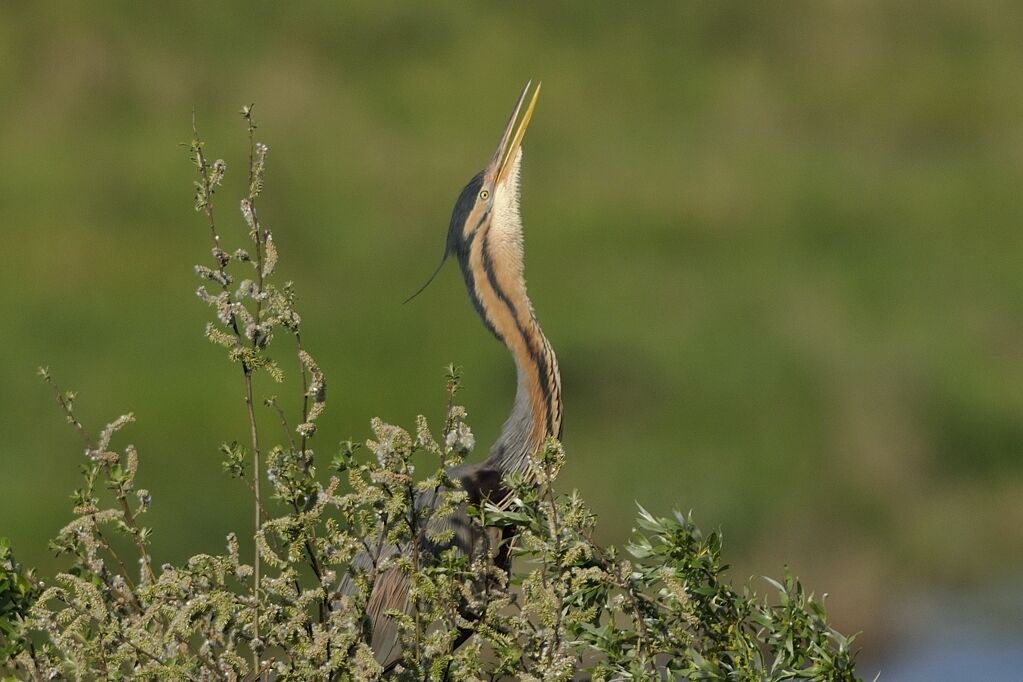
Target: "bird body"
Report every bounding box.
[339,83,560,669]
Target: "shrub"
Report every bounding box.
[0,109,860,681]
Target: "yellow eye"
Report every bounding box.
[479,189,490,201]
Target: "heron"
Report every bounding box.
[339,81,563,669]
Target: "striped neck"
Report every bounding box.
[456,213,562,478]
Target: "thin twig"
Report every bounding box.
[242,105,266,678]
[266,397,298,452]
[40,372,92,445]
[194,110,266,676]
[243,371,262,672]
[297,333,311,457]
[541,454,565,669]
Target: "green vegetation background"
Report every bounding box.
[2,0,1021,658]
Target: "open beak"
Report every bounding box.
[487,81,541,188]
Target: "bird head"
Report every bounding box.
[405,82,540,303]
[445,82,540,261]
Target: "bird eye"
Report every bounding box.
[479,189,490,201]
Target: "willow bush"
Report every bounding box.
[0,109,861,681]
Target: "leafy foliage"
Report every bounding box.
[0,112,860,681]
[0,539,39,664]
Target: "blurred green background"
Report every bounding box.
[2,1,1022,673]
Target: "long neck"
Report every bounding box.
[459,218,562,477]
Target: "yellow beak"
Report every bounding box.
[488,81,541,187]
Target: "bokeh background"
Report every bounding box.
[2,2,1022,678]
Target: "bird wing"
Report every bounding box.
[335,463,511,669]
